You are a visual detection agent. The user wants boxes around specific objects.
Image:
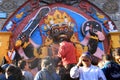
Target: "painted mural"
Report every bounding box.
[1,0,118,65]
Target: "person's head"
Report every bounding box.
[81,52,92,67]
[5,65,16,79]
[0,66,4,74]
[18,59,29,70]
[41,56,54,73]
[112,48,120,63]
[5,65,24,80]
[1,64,9,73]
[114,52,120,64]
[102,54,113,62]
[91,56,99,66]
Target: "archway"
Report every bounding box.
[1,0,118,63]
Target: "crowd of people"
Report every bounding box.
[0,39,120,80]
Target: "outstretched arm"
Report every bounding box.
[70,56,82,79]
[70,65,80,79]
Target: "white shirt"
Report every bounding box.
[70,65,106,80]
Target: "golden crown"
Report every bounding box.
[44,10,74,30]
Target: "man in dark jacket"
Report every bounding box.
[34,56,60,80]
[101,54,120,80]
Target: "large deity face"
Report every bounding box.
[49,23,73,42]
[43,10,74,43]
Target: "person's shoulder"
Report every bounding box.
[106,61,120,68]
[24,71,33,76]
[38,69,49,76]
[91,65,101,69]
[34,70,44,80]
[35,70,43,76]
[0,74,6,80]
[106,61,120,79]
[51,72,61,80]
[52,72,59,75]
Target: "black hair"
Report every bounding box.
[0,66,4,73]
[117,48,120,55]
[102,54,113,61]
[6,65,24,80]
[41,56,52,67]
[18,60,26,70]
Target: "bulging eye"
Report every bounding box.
[96,24,99,26]
[87,23,90,26]
[64,28,68,32]
[52,29,59,33]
